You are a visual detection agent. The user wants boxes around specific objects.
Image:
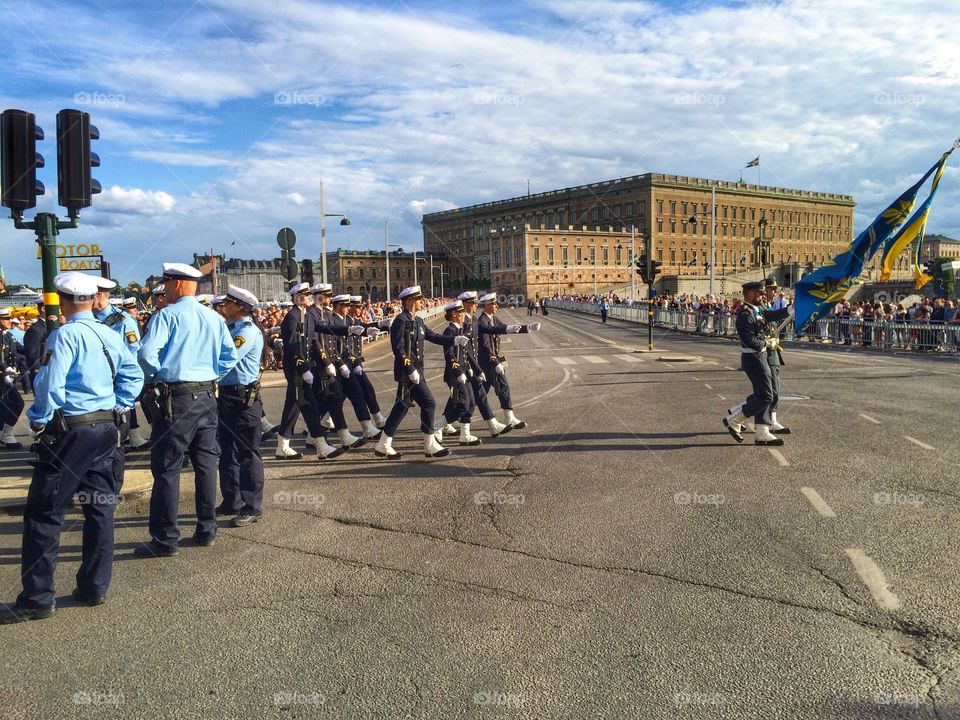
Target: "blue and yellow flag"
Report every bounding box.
[793,146,955,333]
[879,150,952,288]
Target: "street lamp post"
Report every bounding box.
[616,225,637,301]
[385,221,402,301]
[440,266,450,299]
[319,179,350,284]
[687,182,716,295]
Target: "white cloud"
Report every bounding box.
[96,186,177,216]
[3,0,960,284]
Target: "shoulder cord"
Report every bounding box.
[77,321,118,389]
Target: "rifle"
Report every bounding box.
[294,307,308,406]
[401,318,414,408]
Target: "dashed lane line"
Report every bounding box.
[845,549,901,611]
[582,355,610,364]
[768,448,789,467]
[904,436,935,451]
[613,354,644,363]
[554,357,576,366]
[717,394,727,401]
[704,384,713,390]
[800,487,836,518]
[859,414,882,424]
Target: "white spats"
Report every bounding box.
[486,417,510,437]
[374,435,402,459]
[424,432,450,458]
[459,423,482,446]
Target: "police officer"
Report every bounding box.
[458,291,511,438]
[275,283,346,461]
[0,273,143,623]
[215,286,266,527]
[0,308,25,449]
[348,295,389,428]
[723,281,784,446]
[22,300,48,391]
[134,263,238,558]
[476,292,541,430]
[439,300,482,446]
[89,276,148,449]
[374,285,468,459]
[761,276,792,435]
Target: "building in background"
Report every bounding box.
[324,249,446,300]
[422,172,856,298]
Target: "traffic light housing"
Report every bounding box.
[56,109,101,217]
[0,109,45,213]
[302,258,314,286]
[635,255,648,283]
[650,260,663,280]
[100,261,111,280]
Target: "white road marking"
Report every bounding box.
[516,368,572,410]
[724,366,737,371]
[691,376,700,381]
[904,436,935,451]
[845,549,901,611]
[768,448,789,466]
[800,487,836,518]
[533,359,543,367]
[859,413,881,424]
[583,355,609,364]
[613,354,644,363]
[554,357,576,366]
[717,394,727,401]
[703,383,713,390]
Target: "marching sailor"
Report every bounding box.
[439,299,481,446]
[723,281,784,446]
[762,276,792,435]
[348,295,389,428]
[0,308,25,449]
[374,286,468,459]
[476,292,541,430]
[458,291,511,437]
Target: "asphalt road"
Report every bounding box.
[1,307,959,719]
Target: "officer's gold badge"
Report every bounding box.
[125,331,137,344]
[234,335,246,348]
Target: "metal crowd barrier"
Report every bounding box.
[548,301,960,353]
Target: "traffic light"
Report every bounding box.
[635,255,648,283]
[100,261,111,280]
[650,260,663,280]
[302,258,314,286]
[56,109,101,217]
[0,109,45,212]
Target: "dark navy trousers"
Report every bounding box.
[481,369,513,411]
[342,375,372,422]
[383,379,436,436]
[217,393,264,516]
[442,381,476,424]
[469,375,495,421]
[148,389,219,549]
[741,353,774,425]
[356,372,381,415]
[278,364,325,439]
[19,421,119,608]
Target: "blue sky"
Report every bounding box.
[2,0,959,284]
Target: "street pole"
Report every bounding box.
[593,250,597,297]
[429,254,434,297]
[320,179,327,284]
[631,225,636,301]
[440,264,445,298]
[413,247,418,288]
[384,221,390,302]
[646,234,654,351]
[709,182,716,296]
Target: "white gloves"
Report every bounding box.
[409,369,421,385]
[302,370,314,384]
[354,365,364,376]
[787,305,795,317]
[348,325,365,336]
[2,367,13,388]
[765,337,778,350]
[495,363,505,375]
[378,317,393,329]
[366,327,379,339]
[478,372,486,382]
[457,373,467,385]
[506,324,522,333]
[528,322,541,332]
[339,364,351,379]
[453,335,469,347]
[326,363,337,378]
